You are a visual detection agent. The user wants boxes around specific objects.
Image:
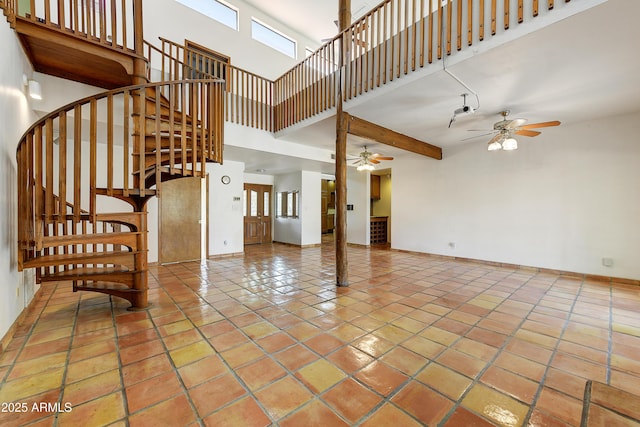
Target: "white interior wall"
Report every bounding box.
[346,168,369,245]
[392,112,640,280]
[207,160,246,256]
[33,72,102,113]
[0,23,41,341]
[225,123,335,164]
[300,171,321,246]
[244,172,274,186]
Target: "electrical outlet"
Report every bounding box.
[602,257,614,267]
[449,242,456,249]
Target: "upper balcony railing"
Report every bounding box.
[272,0,570,131]
[2,0,143,54]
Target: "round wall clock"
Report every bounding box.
[221,175,231,185]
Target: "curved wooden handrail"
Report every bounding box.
[16,79,225,271]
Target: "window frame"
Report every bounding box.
[175,0,239,31]
[276,191,299,218]
[184,39,231,81]
[251,17,297,59]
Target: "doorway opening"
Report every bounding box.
[321,179,336,237]
[370,169,391,246]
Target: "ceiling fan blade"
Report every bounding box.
[369,159,381,164]
[488,132,506,144]
[515,129,541,137]
[463,131,495,141]
[520,120,561,129]
[504,118,528,129]
[371,153,394,160]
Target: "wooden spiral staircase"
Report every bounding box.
[5,0,225,309]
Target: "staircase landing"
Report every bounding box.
[15,17,141,88]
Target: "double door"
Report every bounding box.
[244,184,272,245]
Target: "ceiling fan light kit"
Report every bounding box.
[356,163,375,172]
[353,145,393,171]
[487,141,503,151]
[502,137,518,151]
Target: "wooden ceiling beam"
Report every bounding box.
[345,113,443,160]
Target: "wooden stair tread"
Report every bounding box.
[41,266,134,278]
[39,266,142,287]
[23,250,139,268]
[41,231,140,247]
[144,148,194,154]
[142,121,197,135]
[134,166,197,183]
[74,282,143,293]
[75,282,135,291]
[95,212,145,228]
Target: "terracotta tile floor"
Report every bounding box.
[1,241,640,426]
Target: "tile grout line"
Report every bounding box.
[110,294,134,427]
[521,277,585,426]
[317,264,523,426]
[146,262,282,425]
[5,243,637,427]
[0,281,59,424]
[51,286,82,427]
[434,269,551,426]
[188,256,425,425]
[347,261,533,425]
[144,265,221,426]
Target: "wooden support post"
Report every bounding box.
[130,0,148,309]
[336,107,348,287]
[335,0,351,287]
[130,210,149,310]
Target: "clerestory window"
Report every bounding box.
[175,0,238,31]
[251,18,297,59]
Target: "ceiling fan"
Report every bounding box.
[352,146,393,171]
[473,110,561,151]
